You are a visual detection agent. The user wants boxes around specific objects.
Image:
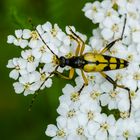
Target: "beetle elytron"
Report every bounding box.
[36,15,131,115]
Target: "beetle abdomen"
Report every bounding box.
[83,53,128,72]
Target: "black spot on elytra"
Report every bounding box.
[116,59,121,69]
[103,55,111,62]
[103,65,111,71]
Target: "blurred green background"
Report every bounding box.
[0,0,95,139]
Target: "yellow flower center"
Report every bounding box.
[51,28,57,37]
[15,65,20,70]
[24,83,30,90]
[41,73,46,81]
[112,24,119,32]
[27,55,34,62]
[106,11,112,17]
[56,129,66,137]
[76,127,84,136]
[123,130,130,138]
[110,90,118,98]
[31,31,38,40]
[87,111,94,121]
[17,38,22,41]
[120,111,129,119]
[87,75,95,81]
[127,54,133,61]
[116,73,123,81]
[110,48,118,55]
[67,109,76,118]
[130,91,136,99]
[112,1,117,5]
[90,91,100,100]
[129,12,137,19]
[92,6,97,12]
[133,72,140,80]
[70,92,80,102]
[100,122,109,131]
[40,46,46,53]
[52,55,59,65]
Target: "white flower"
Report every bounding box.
[57,102,78,121]
[21,50,39,72]
[132,31,140,43]
[22,29,44,49]
[101,15,125,40]
[36,22,73,57]
[82,1,104,23]
[132,110,140,130]
[38,22,63,50]
[7,58,27,80]
[100,82,122,110]
[13,72,40,96]
[89,31,104,52]
[79,101,101,124]
[32,41,54,63]
[22,29,32,39]
[7,29,28,48]
[124,44,140,64]
[67,115,88,140]
[35,68,53,90]
[87,114,116,140]
[59,84,82,108]
[130,89,140,110]
[7,0,140,139]
[123,63,140,90]
[116,118,139,140]
[75,70,104,88]
[7,35,16,44]
[80,83,102,104]
[117,90,130,112]
[46,116,68,140]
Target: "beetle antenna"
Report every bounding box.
[28,66,59,111]
[36,29,59,59]
[28,92,39,111]
[28,19,59,59]
[68,26,81,39]
[28,18,36,30]
[121,14,127,39]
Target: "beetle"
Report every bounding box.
[35,15,131,115]
[37,16,128,88]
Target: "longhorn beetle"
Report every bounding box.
[30,15,131,116]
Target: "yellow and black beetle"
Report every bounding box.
[37,15,128,88]
[36,15,131,115]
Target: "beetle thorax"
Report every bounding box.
[59,56,85,68]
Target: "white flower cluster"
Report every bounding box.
[46,84,140,140]
[7,23,87,96]
[7,0,140,139]
[45,0,140,139]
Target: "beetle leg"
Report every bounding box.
[68,26,85,55]
[100,72,125,89]
[80,43,85,56]
[54,68,74,80]
[100,14,127,54]
[78,84,86,95]
[100,72,131,116]
[81,70,88,86]
[100,38,122,54]
[68,34,81,56]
